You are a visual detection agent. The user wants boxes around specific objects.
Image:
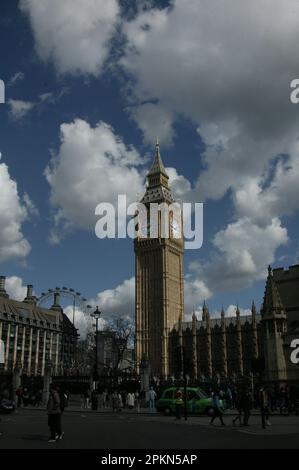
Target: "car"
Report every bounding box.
[156,387,224,416]
[0,398,15,414]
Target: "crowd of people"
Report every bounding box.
[80,388,151,412]
[1,380,298,442]
[15,387,43,407]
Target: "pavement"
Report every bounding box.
[0,407,299,449]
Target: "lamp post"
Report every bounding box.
[91,306,101,389]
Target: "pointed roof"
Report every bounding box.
[202,301,210,322]
[148,140,168,178]
[262,266,284,314]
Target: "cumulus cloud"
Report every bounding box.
[20,0,120,76]
[122,1,299,176]
[0,156,33,263]
[64,305,102,340]
[45,119,145,242]
[184,277,212,316]
[234,143,299,224]
[92,277,135,319]
[189,217,288,293]
[223,305,252,318]
[83,274,212,332]
[8,99,35,120]
[5,276,27,301]
[166,167,192,201]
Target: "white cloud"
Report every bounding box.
[184,277,212,316]
[128,103,175,147]
[65,277,135,339]
[64,305,100,340]
[8,99,35,120]
[0,157,32,263]
[88,274,211,329]
[223,305,251,318]
[20,0,120,76]
[234,143,299,224]
[166,167,192,201]
[189,217,288,293]
[93,277,135,319]
[5,276,27,301]
[45,119,145,242]
[122,0,299,209]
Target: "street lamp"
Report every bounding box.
[91,306,102,385]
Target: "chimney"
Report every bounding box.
[0,276,9,298]
[23,284,37,305]
[50,291,62,312]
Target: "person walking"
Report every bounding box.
[126,392,135,410]
[232,390,243,425]
[259,387,271,429]
[47,384,61,442]
[174,388,184,420]
[135,391,141,413]
[148,387,157,413]
[210,391,225,426]
[112,391,119,412]
[56,386,67,440]
[16,387,23,408]
[84,389,90,409]
[241,389,252,426]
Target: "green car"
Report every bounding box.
[157,387,222,416]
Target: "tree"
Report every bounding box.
[104,317,135,372]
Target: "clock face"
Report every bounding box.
[171,218,181,238]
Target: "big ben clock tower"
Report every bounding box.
[135,141,184,378]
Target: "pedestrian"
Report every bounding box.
[135,391,141,413]
[241,389,252,426]
[34,389,42,407]
[111,391,118,412]
[232,390,243,425]
[148,387,157,413]
[126,392,135,410]
[102,390,108,409]
[259,387,271,429]
[117,392,123,411]
[16,387,23,408]
[226,387,233,409]
[47,384,61,442]
[84,389,90,409]
[210,390,225,426]
[56,386,65,440]
[174,388,184,420]
[22,388,29,407]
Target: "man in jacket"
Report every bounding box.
[47,384,61,442]
[175,388,184,420]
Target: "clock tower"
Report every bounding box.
[135,141,184,378]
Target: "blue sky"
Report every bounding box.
[0,0,299,332]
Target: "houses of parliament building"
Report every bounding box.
[135,143,299,384]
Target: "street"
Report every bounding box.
[0,409,299,449]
